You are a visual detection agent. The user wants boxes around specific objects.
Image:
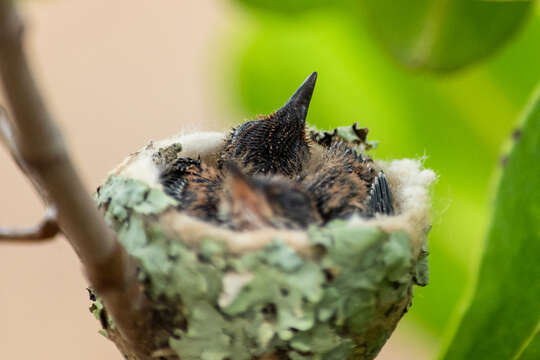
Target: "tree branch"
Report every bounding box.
[0,105,54,204]
[1,107,60,243]
[0,207,60,242]
[0,1,153,357]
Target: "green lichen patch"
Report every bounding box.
[223,239,325,340]
[96,175,177,223]
[289,324,355,359]
[413,243,429,287]
[309,123,378,151]
[308,224,414,336]
[94,174,427,359]
[89,294,116,337]
[152,142,183,167]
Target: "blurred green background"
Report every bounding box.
[216,0,540,356]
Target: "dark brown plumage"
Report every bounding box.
[302,141,393,223]
[160,157,223,222]
[220,163,321,230]
[218,72,317,177]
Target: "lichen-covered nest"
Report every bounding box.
[93,122,435,360]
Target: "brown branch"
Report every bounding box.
[0,207,60,242]
[0,2,153,358]
[1,106,60,243]
[0,105,54,204]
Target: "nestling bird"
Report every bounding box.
[302,141,394,223]
[160,157,223,222]
[218,72,316,177]
[159,72,319,225]
[219,163,321,230]
[159,72,394,229]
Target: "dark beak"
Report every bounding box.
[277,72,317,124]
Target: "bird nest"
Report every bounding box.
[93,73,436,360]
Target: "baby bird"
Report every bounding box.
[159,72,394,229]
[302,141,394,223]
[218,72,317,177]
[220,163,321,230]
[160,157,223,222]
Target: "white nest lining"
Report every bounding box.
[109,131,226,186]
[110,132,436,257]
[349,159,436,255]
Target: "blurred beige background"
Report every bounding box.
[0,1,431,359]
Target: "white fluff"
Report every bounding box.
[349,159,436,254]
[109,131,225,188]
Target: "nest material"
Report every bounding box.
[94,126,435,360]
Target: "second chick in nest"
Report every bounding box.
[302,141,394,223]
[160,158,321,230]
[219,163,321,230]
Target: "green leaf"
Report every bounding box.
[441,87,540,359]
[359,0,532,71]
[517,327,540,360]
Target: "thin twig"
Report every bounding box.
[0,207,60,242]
[0,1,153,358]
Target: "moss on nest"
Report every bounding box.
[94,167,429,359]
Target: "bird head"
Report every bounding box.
[219,72,317,177]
